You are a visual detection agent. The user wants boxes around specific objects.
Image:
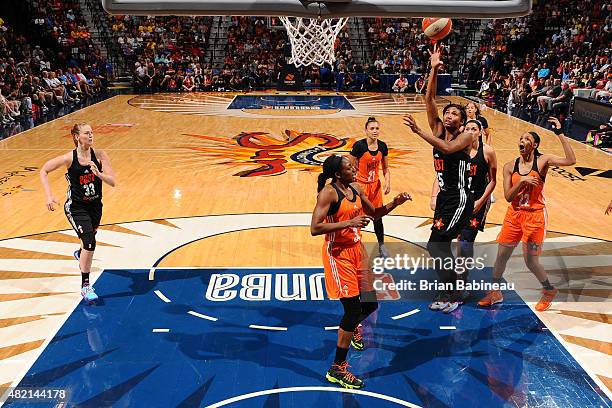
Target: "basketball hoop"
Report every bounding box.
[279,16,349,67]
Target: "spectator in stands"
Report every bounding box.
[551,81,574,115]
[414,74,426,94]
[392,74,408,93]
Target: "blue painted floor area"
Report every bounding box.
[7,267,611,407]
[227,95,355,110]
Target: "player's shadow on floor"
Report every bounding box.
[165,330,335,381]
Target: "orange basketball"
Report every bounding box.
[422,18,453,41]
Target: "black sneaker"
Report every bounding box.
[326,361,364,389]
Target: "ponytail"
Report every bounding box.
[317,154,344,192]
[528,131,542,156]
[71,123,88,147]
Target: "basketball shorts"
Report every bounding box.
[497,207,547,255]
[65,200,102,240]
[462,196,491,235]
[432,191,475,238]
[358,179,383,208]
[322,241,373,299]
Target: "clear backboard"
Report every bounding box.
[101,0,533,19]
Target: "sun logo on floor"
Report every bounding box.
[177,131,415,177]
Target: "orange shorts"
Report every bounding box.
[322,241,373,299]
[497,207,547,254]
[358,180,383,208]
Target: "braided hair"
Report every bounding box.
[317,155,344,192]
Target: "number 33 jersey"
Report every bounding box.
[66,149,103,203]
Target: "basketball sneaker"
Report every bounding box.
[442,301,460,314]
[478,290,503,307]
[81,285,98,304]
[429,294,450,311]
[326,361,364,389]
[351,326,365,351]
[74,249,81,261]
[535,288,558,312]
[378,244,390,258]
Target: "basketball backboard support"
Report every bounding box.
[101,0,532,18]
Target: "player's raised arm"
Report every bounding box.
[425,43,444,135]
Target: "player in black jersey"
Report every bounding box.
[456,120,497,300]
[40,123,116,303]
[403,43,473,313]
[466,102,491,144]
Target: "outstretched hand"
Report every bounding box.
[393,192,412,206]
[428,43,444,70]
[403,114,422,134]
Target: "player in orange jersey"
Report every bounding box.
[478,117,576,312]
[350,116,391,258]
[311,154,410,389]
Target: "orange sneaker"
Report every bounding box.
[535,288,558,312]
[478,290,503,307]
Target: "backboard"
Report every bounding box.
[101,0,533,19]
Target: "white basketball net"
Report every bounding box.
[279,17,349,67]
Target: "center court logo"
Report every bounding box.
[181,131,414,177]
[204,271,401,301]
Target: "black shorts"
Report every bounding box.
[64,200,102,239]
[464,196,491,233]
[432,191,474,239]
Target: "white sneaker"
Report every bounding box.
[429,300,450,311]
[442,302,459,314]
[81,285,99,304]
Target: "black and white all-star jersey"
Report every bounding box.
[468,140,489,200]
[431,132,474,237]
[66,149,103,204]
[432,137,471,195]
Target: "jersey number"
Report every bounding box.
[518,192,530,207]
[351,227,359,242]
[83,183,96,197]
[368,170,376,182]
[434,159,444,171]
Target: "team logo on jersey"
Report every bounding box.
[181,131,414,177]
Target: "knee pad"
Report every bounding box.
[81,232,96,251]
[361,301,379,318]
[339,296,362,332]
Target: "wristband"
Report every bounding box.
[553,127,563,135]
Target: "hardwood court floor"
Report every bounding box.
[0,92,610,405]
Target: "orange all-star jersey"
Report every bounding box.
[325,184,363,247]
[350,139,388,184]
[510,156,546,211]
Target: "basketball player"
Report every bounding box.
[40,123,116,303]
[466,102,491,144]
[311,154,410,389]
[350,116,391,258]
[456,119,497,301]
[404,43,473,313]
[478,117,576,311]
[606,200,612,215]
